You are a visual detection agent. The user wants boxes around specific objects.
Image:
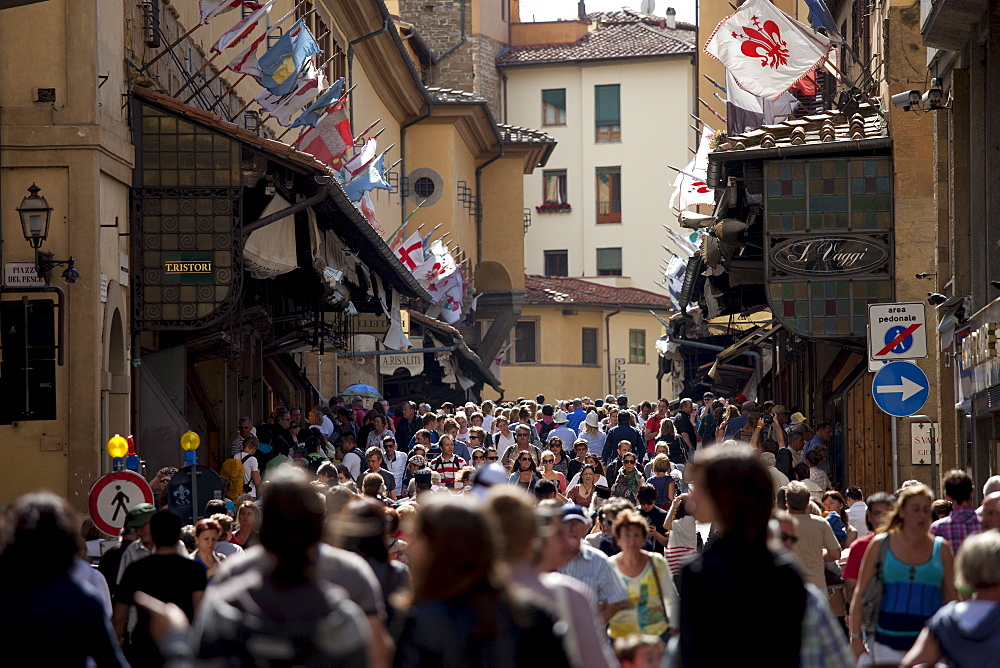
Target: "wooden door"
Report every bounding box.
[843,375,893,495]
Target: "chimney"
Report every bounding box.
[665,7,676,29]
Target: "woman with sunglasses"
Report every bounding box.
[545,437,570,476]
[611,453,643,503]
[507,450,540,493]
[537,449,567,494]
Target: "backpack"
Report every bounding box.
[537,420,555,442]
[219,458,245,502]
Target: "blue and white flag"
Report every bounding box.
[342,151,391,202]
[290,78,346,129]
[257,18,322,97]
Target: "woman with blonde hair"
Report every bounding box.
[849,484,956,666]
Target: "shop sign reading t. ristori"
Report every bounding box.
[770,236,889,275]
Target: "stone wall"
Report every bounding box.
[398,0,505,116]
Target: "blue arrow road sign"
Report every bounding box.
[872,361,929,417]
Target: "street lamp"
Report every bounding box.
[17,183,52,249]
[15,183,79,285]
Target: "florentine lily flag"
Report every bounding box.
[704,0,830,100]
[725,69,799,135]
[211,0,275,53]
[201,0,243,24]
[257,18,322,97]
[669,127,715,213]
[290,78,346,129]
[413,240,457,286]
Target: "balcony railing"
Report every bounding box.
[596,199,621,224]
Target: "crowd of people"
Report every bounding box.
[3,391,1000,667]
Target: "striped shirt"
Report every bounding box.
[559,543,629,607]
[429,454,466,485]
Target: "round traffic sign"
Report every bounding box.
[88,471,154,536]
[872,361,930,417]
[884,326,913,354]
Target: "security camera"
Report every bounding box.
[62,266,80,284]
[923,78,944,110]
[891,90,921,111]
[927,292,947,306]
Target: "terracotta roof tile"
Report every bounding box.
[587,9,697,32]
[497,20,695,66]
[712,102,888,156]
[525,275,673,309]
[498,124,555,145]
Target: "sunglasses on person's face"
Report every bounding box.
[542,458,554,463]
[624,458,636,464]
[781,533,798,545]
[519,457,532,462]
[516,432,529,437]
[469,435,479,440]
[486,455,498,461]
[473,455,483,460]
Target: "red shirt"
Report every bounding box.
[843,532,875,580]
[645,414,664,453]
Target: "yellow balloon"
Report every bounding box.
[180,430,201,451]
[106,434,129,459]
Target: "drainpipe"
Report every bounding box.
[475,145,504,268]
[605,308,621,395]
[347,16,391,130]
[436,0,467,64]
[400,109,432,228]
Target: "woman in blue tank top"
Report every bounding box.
[848,484,957,666]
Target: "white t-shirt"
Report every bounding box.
[319,415,336,438]
[481,415,494,433]
[237,452,259,498]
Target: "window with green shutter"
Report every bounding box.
[595,84,621,142]
[542,88,566,126]
[629,329,646,364]
[596,247,622,276]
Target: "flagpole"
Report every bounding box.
[138,23,205,74]
[208,73,248,112]
[703,74,727,93]
[183,60,230,104]
[698,98,727,123]
[667,164,701,181]
[174,51,222,98]
[402,199,428,224]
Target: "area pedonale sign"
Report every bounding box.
[770,236,890,275]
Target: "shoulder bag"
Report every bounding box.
[860,535,889,636]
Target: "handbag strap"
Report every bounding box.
[648,554,672,628]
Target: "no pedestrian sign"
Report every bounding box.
[88,471,154,536]
[868,302,927,363]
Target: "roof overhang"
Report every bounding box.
[708,136,892,168]
[132,87,431,303]
[408,310,503,393]
[497,51,695,69]
[422,103,503,159]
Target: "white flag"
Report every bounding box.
[440,272,465,324]
[724,69,800,135]
[669,127,715,212]
[200,0,242,24]
[413,240,457,286]
[211,0,275,53]
[344,138,378,177]
[393,232,424,270]
[704,0,830,100]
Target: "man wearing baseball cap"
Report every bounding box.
[558,503,628,623]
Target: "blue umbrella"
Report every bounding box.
[343,383,381,398]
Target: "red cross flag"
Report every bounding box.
[704,0,830,101]
[394,232,424,271]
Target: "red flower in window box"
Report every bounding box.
[536,201,572,213]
